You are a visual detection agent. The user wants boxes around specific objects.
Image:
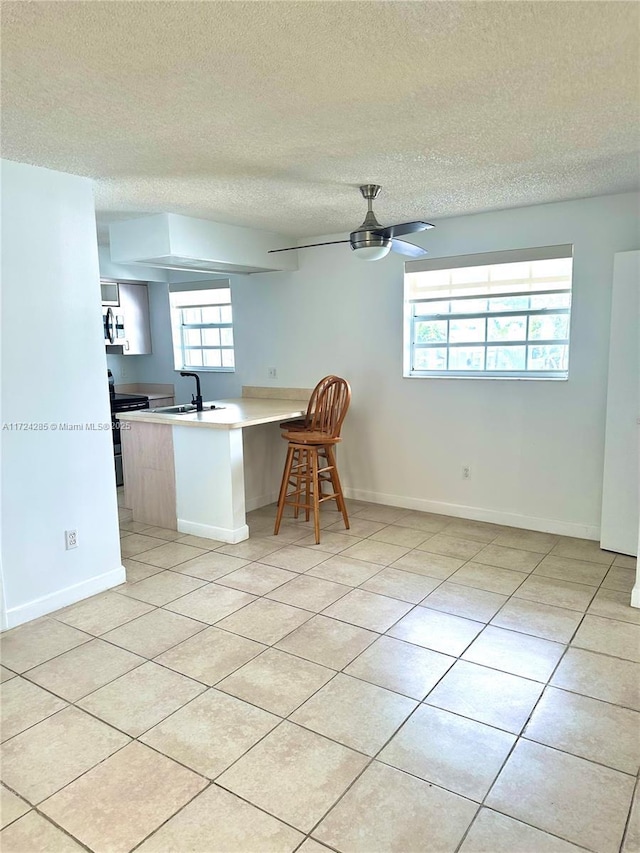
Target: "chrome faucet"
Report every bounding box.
[180,372,203,412]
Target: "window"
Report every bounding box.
[403,245,573,379]
[169,283,235,371]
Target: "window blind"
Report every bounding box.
[405,245,573,301]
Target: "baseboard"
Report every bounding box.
[246,485,602,540]
[178,518,250,544]
[245,491,280,513]
[3,565,127,630]
[631,584,640,609]
[344,487,601,541]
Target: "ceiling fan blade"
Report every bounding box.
[375,220,435,239]
[390,239,428,258]
[268,240,350,254]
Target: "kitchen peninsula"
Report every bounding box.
[116,389,310,543]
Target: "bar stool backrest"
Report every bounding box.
[303,375,338,427]
[307,376,351,438]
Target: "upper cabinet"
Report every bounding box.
[102,280,152,355]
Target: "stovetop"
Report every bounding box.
[110,391,149,409]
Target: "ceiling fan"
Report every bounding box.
[269,184,434,261]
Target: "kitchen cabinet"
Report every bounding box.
[102,280,152,355]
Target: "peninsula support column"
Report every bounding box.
[173,425,249,543]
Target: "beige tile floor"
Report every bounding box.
[1,496,639,853]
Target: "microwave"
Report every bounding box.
[102,280,152,355]
[103,305,127,347]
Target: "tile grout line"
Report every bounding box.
[8,801,96,853]
[620,775,639,852]
[1,504,636,851]
[300,623,504,848]
[293,546,529,846]
[5,681,307,850]
[450,672,571,851]
[5,556,634,710]
[113,545,467,848]
[9,590,637,775]
[451,598,628,852]
[6,523,636,736]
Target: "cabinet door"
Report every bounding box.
[119,283,152,355]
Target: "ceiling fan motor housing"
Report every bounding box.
[349,229,391,252]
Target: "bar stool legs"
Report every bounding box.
[311,447,320,544]
[274,446,295,536]
[273,442,349,544]
[325,445,349,530]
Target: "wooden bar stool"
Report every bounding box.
[274,376,351,544]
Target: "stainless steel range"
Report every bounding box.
[108,370,149,486]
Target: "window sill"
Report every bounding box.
[174,367,235,374]
[404,372,568,381]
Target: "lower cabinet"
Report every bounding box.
[121,421,177,529]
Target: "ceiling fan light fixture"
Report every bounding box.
[352,244,392,261]
[350,232,392,261]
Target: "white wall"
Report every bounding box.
[106,192,639,539]
[633,519,640,609]
[233,192,637,538]
[1,160,124,628]
[600,251,639,555]
[131,278,245,403]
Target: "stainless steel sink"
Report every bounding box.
[150,404,198,414]
[150,403,224,414]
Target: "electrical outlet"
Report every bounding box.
[462,466,471,480]
[65,529,78,550]
[268,367,277,379]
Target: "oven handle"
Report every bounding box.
[113,401,150,412]
[105,307,115,344]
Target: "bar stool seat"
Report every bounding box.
[274,377,350,544]
[281,429,340,444]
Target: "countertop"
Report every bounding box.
[115,397,308,430]
[115,383,174,401]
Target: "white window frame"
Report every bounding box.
[169,282,235,372]
[403,245,573,380]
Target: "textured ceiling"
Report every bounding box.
[2,1,639,243]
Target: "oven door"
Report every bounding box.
[112,412,125,487]
[112,400,149,486]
